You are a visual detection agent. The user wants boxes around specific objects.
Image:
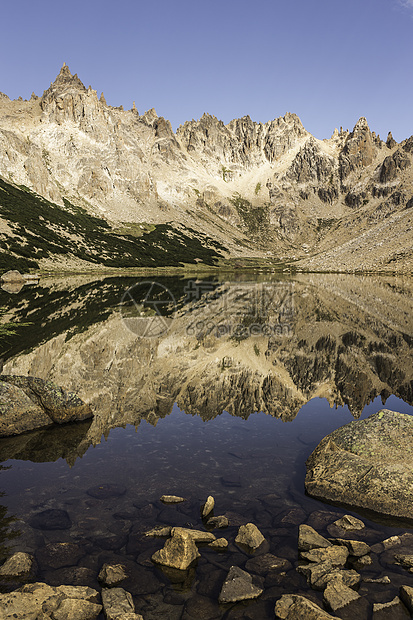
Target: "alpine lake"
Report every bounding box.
[0,271,412,619]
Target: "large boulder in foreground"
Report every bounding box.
[305,410,413,520]
[0,375,92,437]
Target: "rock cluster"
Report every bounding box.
[275,517,413,619]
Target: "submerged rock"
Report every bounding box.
[305,410,413,519]
[28,508,72,530]
[218,566,263,603]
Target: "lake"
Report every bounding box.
[0,272,412,619]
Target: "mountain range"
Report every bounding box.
[0,64,412,273]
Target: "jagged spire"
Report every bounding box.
[100,92,107,105]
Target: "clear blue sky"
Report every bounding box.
[1,0,412,141]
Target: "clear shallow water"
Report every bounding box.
[1,273,413,618]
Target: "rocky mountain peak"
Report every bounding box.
[43,63,87,98]
[352,116,370,133]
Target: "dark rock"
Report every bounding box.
[218,566,263,603]
[221,473,242,487]
[245,553,291,575]
[35,542,84,569]
[86,483,126,499]
[379,149,411,183]
[206,515,229,529]
[339,117,378,178]
[332,539,371,557]
[235,523,265,550]
[98,562,127,586]
[28,508,72,530]
[386,132,397,149]
[323,574,368,616]
[399,585,413,614]
[43,566,98,588]
[305,410,413,519]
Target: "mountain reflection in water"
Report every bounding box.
[1,273,412,459]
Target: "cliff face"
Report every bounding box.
[0,64,412,272]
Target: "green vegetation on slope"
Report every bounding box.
[0,180,226,271]
[229,193,270,238]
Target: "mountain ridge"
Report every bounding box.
[0,64,412,273]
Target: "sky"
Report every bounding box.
[0,0,412,141]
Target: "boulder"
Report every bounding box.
[151,528,200,570]
[235,523,265,550]
[333,515,365,531]
[0,552,37,581]
[305,410,413,519]
[333,539,371,557]
[323,574,369,616]
[300,545,348,566]
[298,525,332,552]
[101,587,143,620]
[208,538,228,550]
[275,594,339,619]
[0,375,92,437]
[98,563,127,586]
[28,508,72,530]
[218,566,263,603]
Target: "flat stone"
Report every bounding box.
[235,523,265,550]
[98,563,127,586]
[221,474,242,487]
[28,508,72,530]
[275,594,339,619]
[372,596,410,619]
[152,529,200,570]
[332,538,371,557]
[202,496,215,518]
[86,483,126,499]
[306,411,413,519]
[171,527,216,543]
[245,553,291,575]
[218,566,263,603]
[160,495,185,503]
[298,525,332,552]
[348,554,373,570]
